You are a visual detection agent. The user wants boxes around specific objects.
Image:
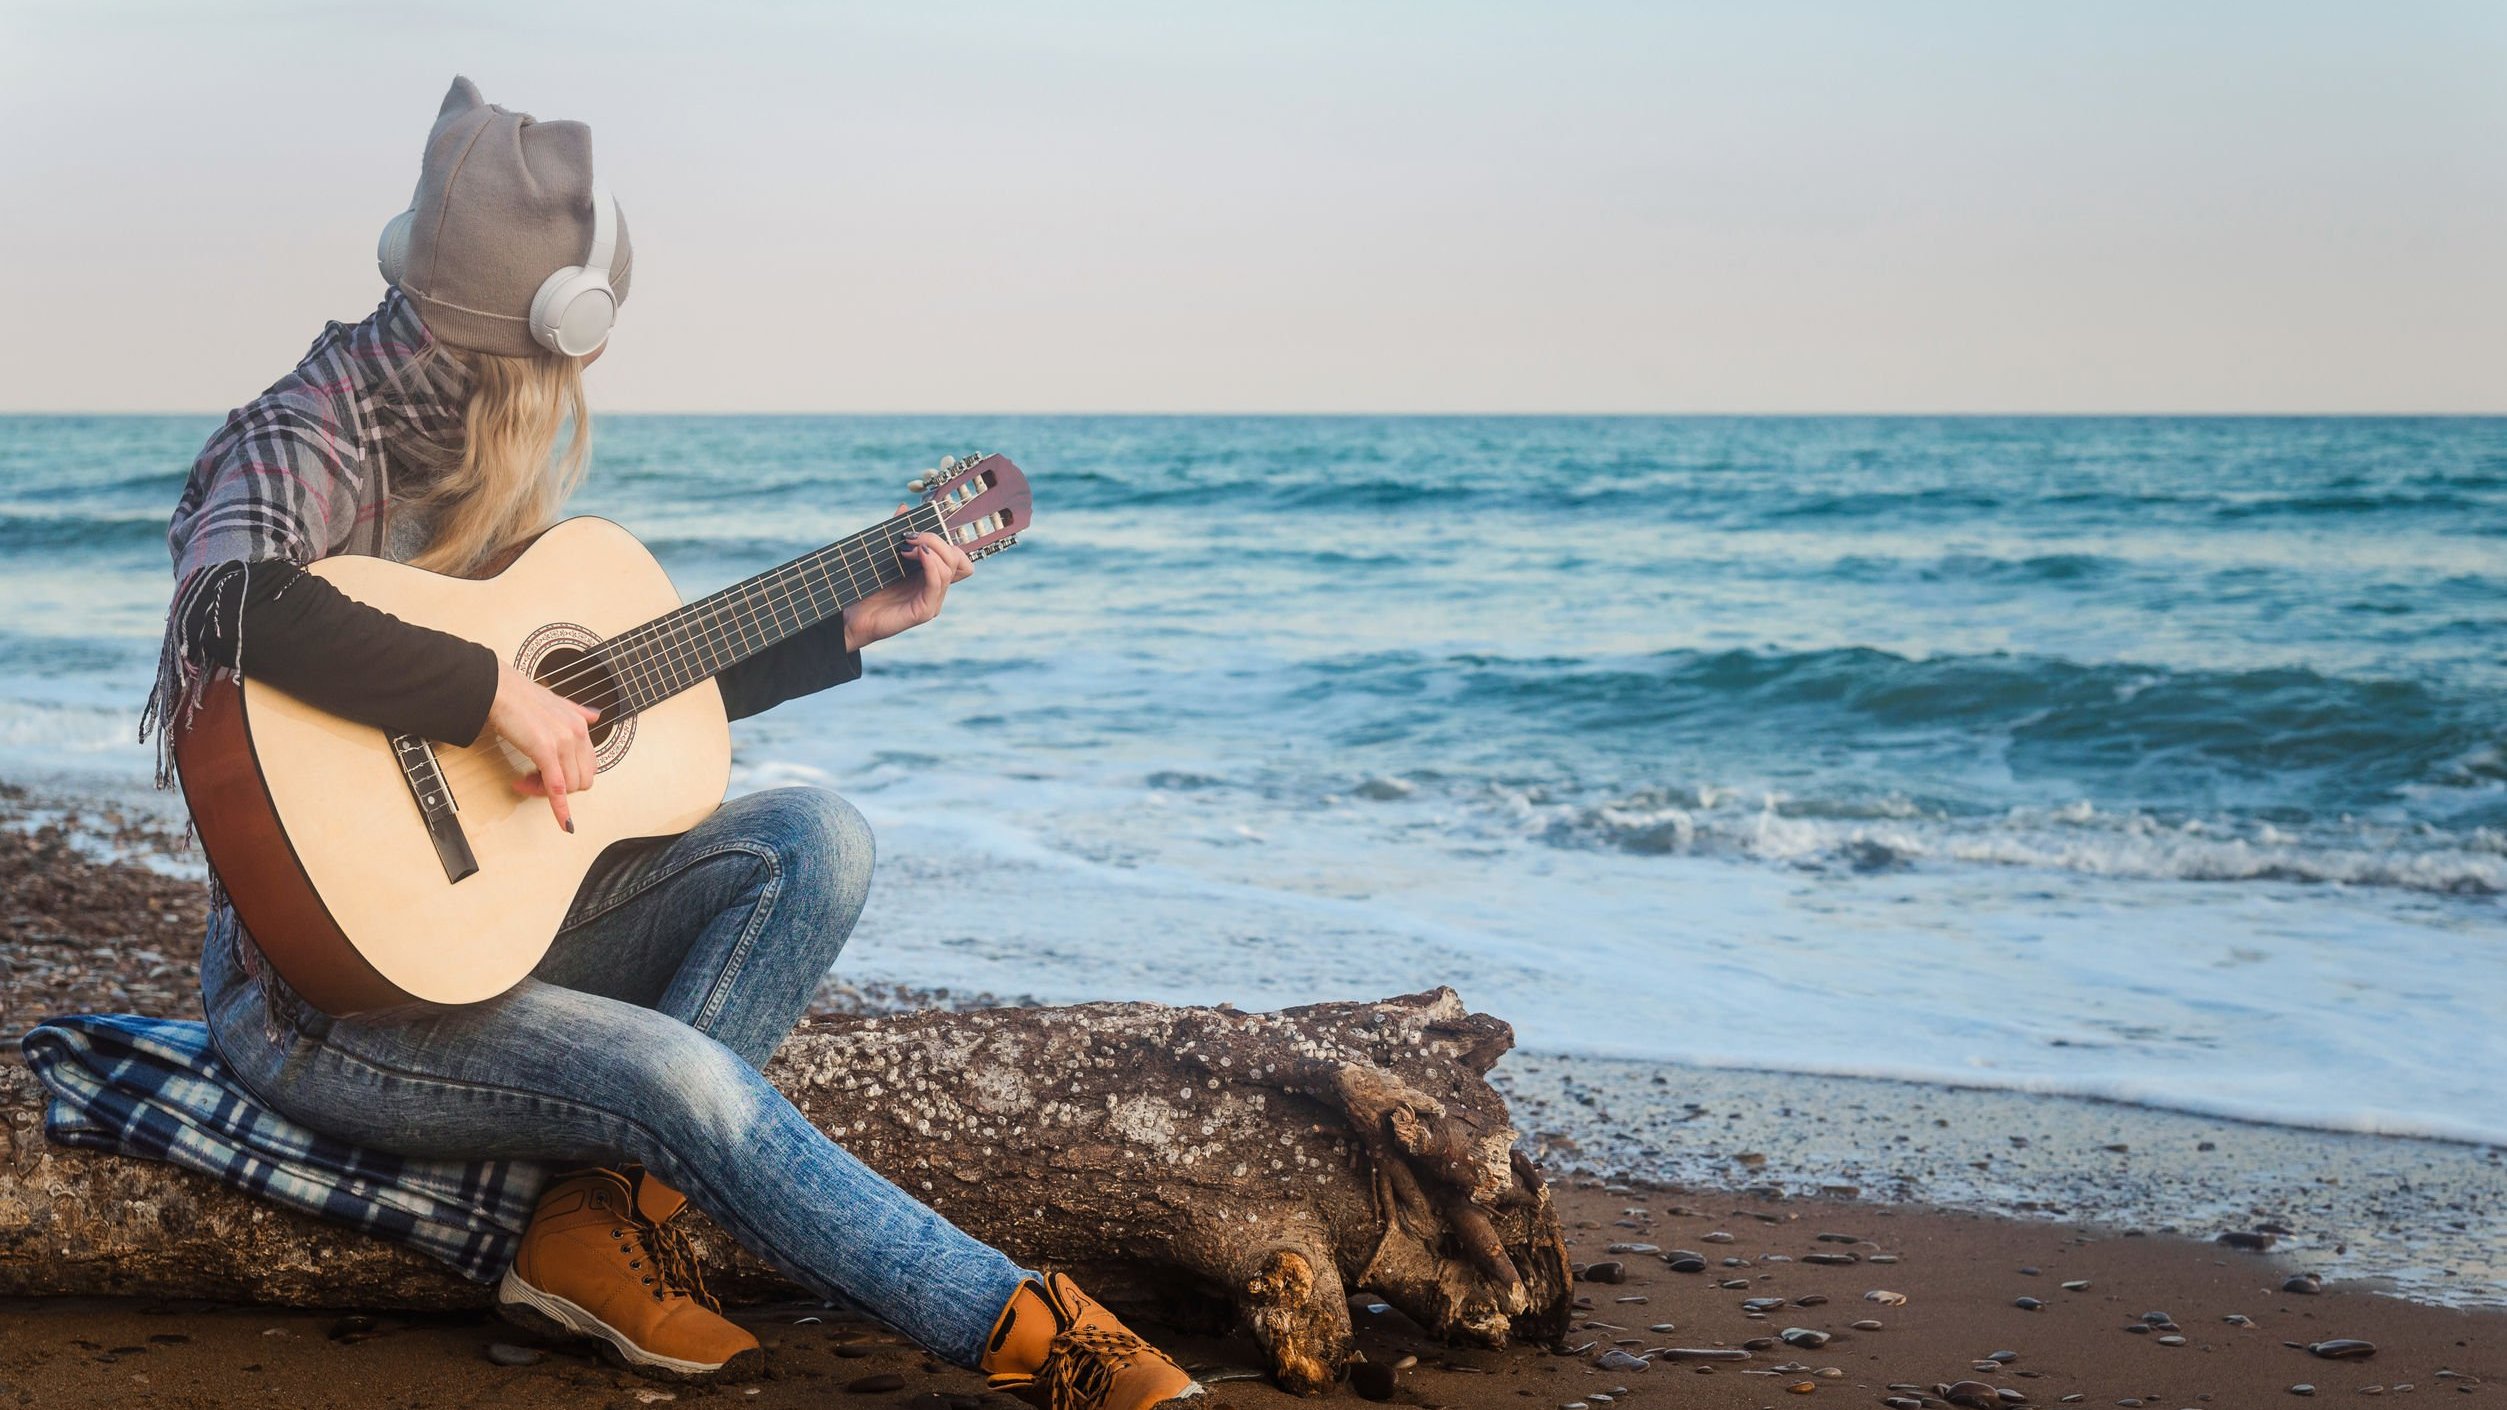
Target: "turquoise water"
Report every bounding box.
[3,415,2502,1139]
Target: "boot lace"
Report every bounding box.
[621,1209,719,1311]
[1035,1323,1155,1410]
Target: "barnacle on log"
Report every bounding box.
[0,988,1570,1393]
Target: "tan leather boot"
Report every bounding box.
[980,1273,1203,1410]
[496,1166,762,1381]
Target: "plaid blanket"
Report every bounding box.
[19,1012,537,1283]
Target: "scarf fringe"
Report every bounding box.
[139,562,295,891]
[141,564,238,792]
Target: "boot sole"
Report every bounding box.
[496,1267,763,1383]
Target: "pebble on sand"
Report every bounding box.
[484,1343,544,1367]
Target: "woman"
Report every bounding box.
[155,77,1200,1409]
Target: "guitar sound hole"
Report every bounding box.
[534,646,625,749]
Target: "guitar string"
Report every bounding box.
[466,502,938,720]
[427,504,953,796]
[425,539,911,799]
[429,517,924,795]
[582,501,940,707]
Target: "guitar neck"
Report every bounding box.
[596,501,948,715]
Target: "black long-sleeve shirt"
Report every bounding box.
[180,560,860,743]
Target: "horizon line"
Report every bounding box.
[5,408,2505,420]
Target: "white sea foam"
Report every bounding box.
[1534,787,2506,895]
[734,728,2507,1150]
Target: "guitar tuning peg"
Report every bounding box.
[907,478,929,494]
[938,455,962,472]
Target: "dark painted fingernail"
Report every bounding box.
[562,818,575,834]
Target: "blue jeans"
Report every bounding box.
[200,786,1031,1367]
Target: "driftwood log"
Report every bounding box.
[0,987,1570,1393]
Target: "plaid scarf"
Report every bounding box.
[142,290,469,785]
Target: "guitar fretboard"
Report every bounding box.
[593,501,948,715]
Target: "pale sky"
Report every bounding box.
[2,1,2501,414]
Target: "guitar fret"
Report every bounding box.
[597,502,944,718]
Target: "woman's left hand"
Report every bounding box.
[841,505,974,652]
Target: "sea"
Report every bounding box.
[3,414,2502,1146]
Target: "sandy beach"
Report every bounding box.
[5,782,2500,1407]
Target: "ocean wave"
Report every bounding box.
[1767,487,2008,519]
[1253,643,2507,894]
[0,513,166,555]
[1828,551,2120,585]
[1377,647,2494,811]
[2211,491,2489,521]
[1529,789,2504,895]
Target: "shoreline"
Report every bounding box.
[3,777,2502,1403]
[6,776,2504,1312]
[4,777,2507,1274]
[1498,1054,2507,1312]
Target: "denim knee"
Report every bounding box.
[747,787,874,905]
[758,787,870,866]
[614,1023,769,1157]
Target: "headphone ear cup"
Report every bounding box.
[528,267,617,357]
[377,209,415,288]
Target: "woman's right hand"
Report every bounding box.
[488,661,600,832]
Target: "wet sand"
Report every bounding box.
[1498,1055,2507,1310]
[1,1180,2498,1408]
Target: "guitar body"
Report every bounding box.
[176,517,732,1012]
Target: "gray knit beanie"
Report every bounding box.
[391,76,633,358]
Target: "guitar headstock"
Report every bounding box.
[911,452,1031,561]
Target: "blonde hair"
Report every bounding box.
[408,347,591,576]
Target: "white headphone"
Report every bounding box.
[377,181,619,357]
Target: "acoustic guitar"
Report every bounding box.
[174,452,1029,1015]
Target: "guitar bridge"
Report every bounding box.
[391,733,479,884]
